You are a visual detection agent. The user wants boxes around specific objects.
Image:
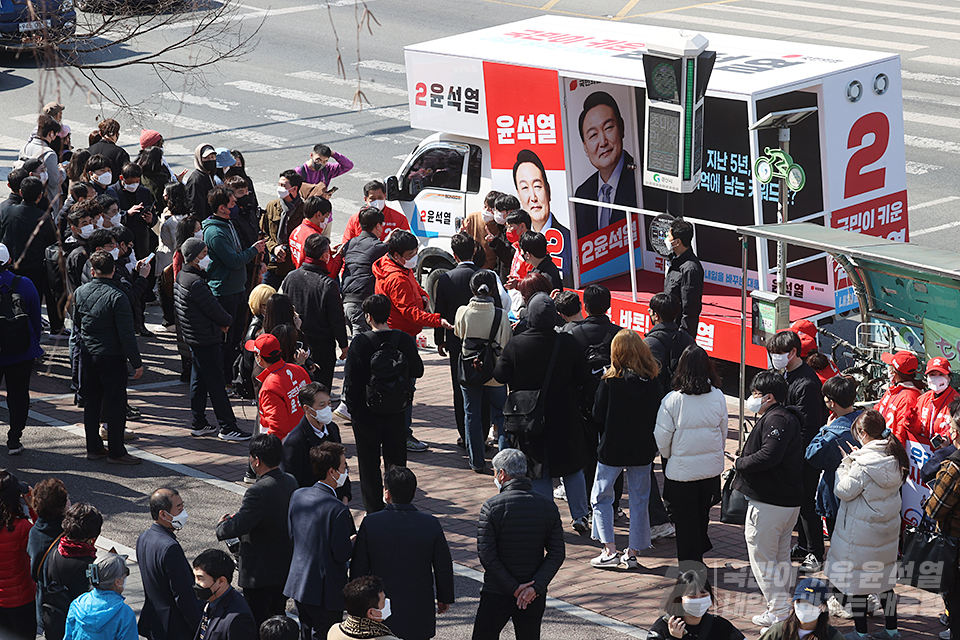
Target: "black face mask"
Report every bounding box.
[193,583,213,601]
[236,194,251,207]
[201,159,217,173]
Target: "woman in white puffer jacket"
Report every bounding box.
[654,345,728,565]
[824,409,908,640]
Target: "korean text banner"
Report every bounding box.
[405,51,487,139]
[923,317,960,366]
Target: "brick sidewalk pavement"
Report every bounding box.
[16,322,948,637]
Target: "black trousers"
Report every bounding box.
[472,590,547,640]
[81,352,128,458]
[352,414,407,513]
[0,601,36,640]
[663,475,720,564]
[18,266,63,333]
[215,292,245,380]
[796,461,825,560]
[242,584,286,630]
[948,577,960,640]
[190,343,237,430]
[306,335,337,392]
[834,588,897,634]
[295,602,342,640]
[0,358,33,448]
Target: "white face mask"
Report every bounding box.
[198,255,212,270]
[96,172,113,186]
[770,352,791,370]
[169,510,188,530]
[39,171,48,183]
[376,598,391,620]
[277,186,290,199]
[404,255,418,270]
[794,600,823,624]
[194,230,204,240]
[109,247,120,260]
[745,394,767,414]
[78,224,95,239]
[482,210,494,223]
[123,182,139,193]
[929,375,951,394]
[681,595,712,618]
[493,211,506,225]
[316,406,333,425]
[370,199,385,211]
[493,472,503,491]
[335,468,348,488]
[109,213,121,227]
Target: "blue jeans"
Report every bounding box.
[461,384,506,469]
[592,462,651,552]
[531,467,589,521]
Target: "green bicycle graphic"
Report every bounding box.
[754,147,806,192]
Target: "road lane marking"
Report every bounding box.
[288,70,408,97]
[357,59,405,74]
[160,92,239,111]
[146,112,289,149]
[905,161,942,175]
[225,80,411,122]
[264,109,357,135]
[904,111,960,130]
[904,134,960,154]
[913,55,960,67]
[902,70,960,87]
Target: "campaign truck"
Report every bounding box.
[385,15,908,367]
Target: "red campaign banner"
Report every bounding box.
[483,62,565,171]
[578,218,639,270]
[831,189,909,241]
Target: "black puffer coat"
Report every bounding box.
[174,264,233,347]
[477,477,564,597]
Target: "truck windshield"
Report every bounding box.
[401,147,465,198]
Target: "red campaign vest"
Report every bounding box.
[917,387,960,441]
[288,219,324,269]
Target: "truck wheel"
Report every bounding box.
[423,267,449,313]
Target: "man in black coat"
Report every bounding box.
[644,292,696,394]
[664,219,704,337]
[340,206,388,337]
[519,231,562,293]
[174,237,246,441]
[137,488,203,640]
[0,168,27,217]
[87,119,131,178]
[216,434,298,628]
[280,233,348,392]
[282,382,352,503]
[351,467,454,640]
[473,449,564,640]
[284,442,356,640]
[433,232,481,444]
[185,144,218,219]
[343,294,423,513]
[106,162,157,264]
[191,549,257,640]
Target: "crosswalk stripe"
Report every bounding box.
[902,70,960,87]
[905,160,942,175]
[903,90,960,109]
[709,3,960,42]
[225,80,411,123]
[857,0,960,15]
[11,114,93,136]
[747,0,960,29]
[912,196,960,211]
[645,12,926,52]
[263,110,357,135]
[158,3,319,30]
[912,55,960,67]
[358,60,406,74]
[149,112,288,149]
[904,134,960,155]
[287,71,408,97]
[904,111,960,130]
[161,93,239,111]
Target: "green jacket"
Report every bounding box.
[202,215,258,297]
[760,620,843,640]
[73,277,142,368]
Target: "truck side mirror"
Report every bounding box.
[385,176,400,201]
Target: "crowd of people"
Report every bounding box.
[4,105,960,640]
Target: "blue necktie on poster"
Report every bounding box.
[599,183,612,230]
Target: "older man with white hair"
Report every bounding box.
[473,449,565,640]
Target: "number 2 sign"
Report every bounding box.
[845,111,889,199]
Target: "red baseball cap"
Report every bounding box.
[881,351,919,375]
[244,333,281,359]
[790,319,817,341]
[797,332,817,358]
[926,357,952,376]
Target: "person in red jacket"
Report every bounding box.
[245,333,311,441]
[912,356,960,445]
[289,196,343,276]
[0,471,35,640]
[342,180,410,243]
[372,230,453,452]
[874,350,923,445]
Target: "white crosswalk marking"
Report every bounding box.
[264,110,356,135]
[161,93,239,111]
[903,91,960,109]
[225,80,411,123]
[904,134,960,154]
[905,161,942,175]
[287,71,408,97]
[11,114,91,135]
[358,60,406,74]
[861,0,960,14]
[150,112,288,149]
[904,111,960,130]
[912,56,960,67]
[746,0,960,29]
[912,196,960,211]
[902,70,960,87]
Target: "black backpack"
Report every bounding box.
[0,275,31,356]
[366,331,414,414]
[458,308,502,387]
[575,326,615,381]
[647,329,689,393]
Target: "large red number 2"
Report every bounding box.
[415,82,427,107]
[844,112,889,199]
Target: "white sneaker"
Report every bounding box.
[553,482,567,501]
[333,402,351,422]
[752,611,783,627]
[828,595,853,619]
[590,550,620,569]
[940,630,950,640]
[650,523,676,540]
[866,593,881,615]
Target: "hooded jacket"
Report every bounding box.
[202,215,259,297]
[19,133,63,209]
[174,264,233,347]
[64,588,138,640]
[373,254,443,336]
[805,411,861,519]
[733,403,804,507]
[184,144,216,219]
[341,230,389,304]
[655,386,728,482]
[824,438,904,595]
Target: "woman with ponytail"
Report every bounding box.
[823,409,908,640]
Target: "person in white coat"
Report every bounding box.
[824,409,908,640]
[654,345,728,565]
